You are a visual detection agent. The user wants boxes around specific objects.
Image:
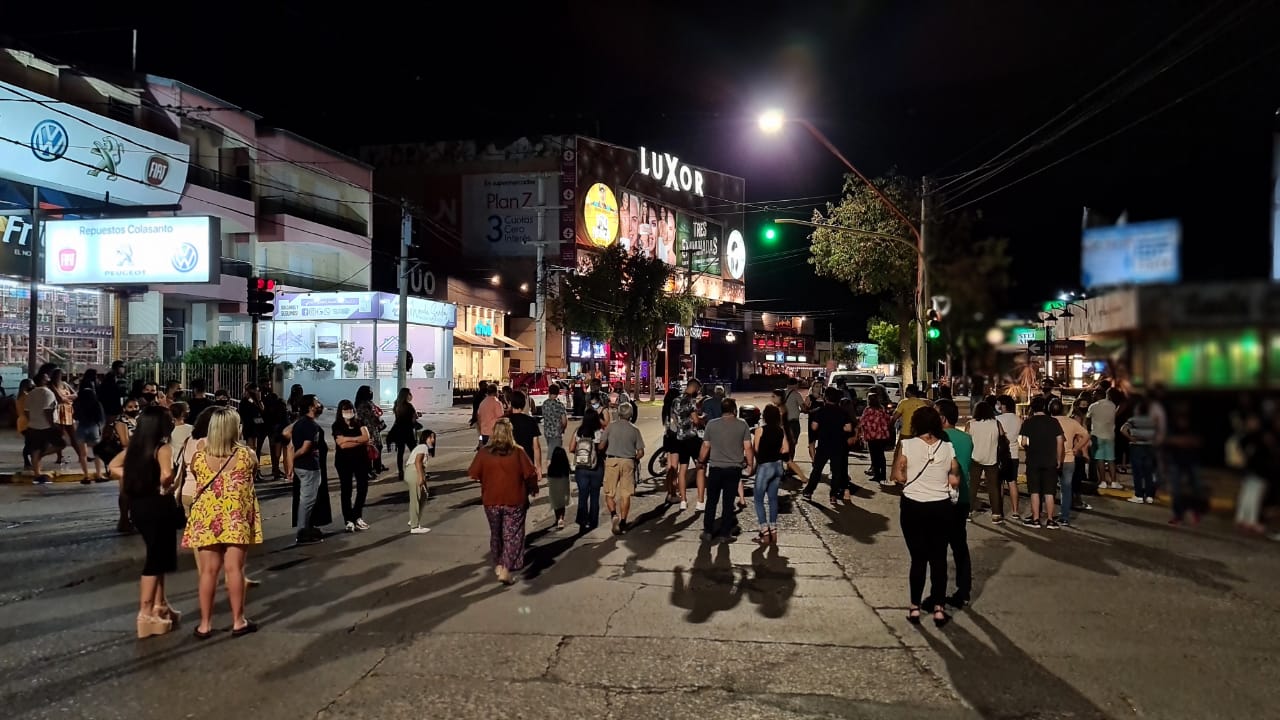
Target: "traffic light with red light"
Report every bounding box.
[247,277,276,317]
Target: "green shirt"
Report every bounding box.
[945,427,973,504]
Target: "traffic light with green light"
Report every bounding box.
[926,308,941,340]
[762,225,778,245]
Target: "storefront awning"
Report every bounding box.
[454,329,497,347]
[492,333,530,350]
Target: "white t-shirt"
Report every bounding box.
[995,412,1022,446]
[25,387,57,430]
[968,418,1000,466]
[901,436,955,503]
[404,444,431,481]
[1086,399,1117,440]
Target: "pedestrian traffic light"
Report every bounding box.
[926,308,941,340]
[247,277,276,317]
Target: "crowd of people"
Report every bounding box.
[17,361,1278,640]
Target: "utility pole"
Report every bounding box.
[917,176,931,393]
[534,175,547,372]
[26,187,39,377]
[396,203,411,390]
[829,321,834,366]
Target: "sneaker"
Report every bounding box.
[1022,516,1038,527]
[1109,482,1124,490]
[699,531,714,542]
[1058,518,1071,527]
[991,515,1004,524]
[410,526,431,535]
[345,521,356,532]
[355,518,370,530]
[1126,496,1145,505]
[1045,519,1060,530]
[1009,513,1021,522]
[611,516,621,535]
[694,501,706,512]
[679,500,688,511]
[1144,497,1154,504]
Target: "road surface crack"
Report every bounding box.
[603,585,642,637]
[542,635,569,678]
[314,647,389,719]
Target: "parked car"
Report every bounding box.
[878,376,903,403]
[827,370,878,400]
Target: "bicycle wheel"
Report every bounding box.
[648,448,668,478]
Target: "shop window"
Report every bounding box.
[1150,331,1261,389]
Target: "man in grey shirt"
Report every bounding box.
[599,402,645,534]
[699,398,754,542]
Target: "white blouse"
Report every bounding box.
[900,436,955,502]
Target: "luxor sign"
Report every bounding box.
[638,147,705,197]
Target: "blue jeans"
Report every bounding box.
[1129,445,1155,499]
[574,467,603,529]
[753,460,784,528]
[1059,463,1074,523]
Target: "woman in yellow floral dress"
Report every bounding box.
[183,406,263,639]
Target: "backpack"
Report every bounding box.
[573,434,597,468]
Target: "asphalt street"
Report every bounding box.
[1,394,1277,719]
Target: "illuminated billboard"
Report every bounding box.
[43,216,218,285]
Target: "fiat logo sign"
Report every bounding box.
[58,248,77,272]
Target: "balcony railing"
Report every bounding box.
[258,195,368,238]
[187,165,253,201]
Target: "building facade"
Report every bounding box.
[361,135,750,387]
[0,48,383,382]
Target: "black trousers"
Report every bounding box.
[804,444,848,498]
[948,502,971,600]
[703,466,740,537]
[336,457,371,524]
[867,438,890,482]
[900,496,951,607]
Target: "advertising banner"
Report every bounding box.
[461,173,558,256]
[275,292,457,328]
[0,213,35,279]
[43,216,217,285]
[0,81,190,206]
[1081,219,1180,289]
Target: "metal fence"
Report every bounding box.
[120,362,252,394]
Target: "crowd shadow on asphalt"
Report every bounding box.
[983,514,1245,594]
[806,494,891,545]
[670,535,799,623]
[921,610,1111,720]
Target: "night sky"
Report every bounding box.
[10,0,1279,338]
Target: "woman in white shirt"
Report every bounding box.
[404,429,436,534]
[967,401,1003,522]
[892,405,962,627]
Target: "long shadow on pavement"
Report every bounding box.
[744,543,796,619]
[984,521,1244,594]
[805,495,891,546]
[671,540,745,623]
[921,610,1111,719]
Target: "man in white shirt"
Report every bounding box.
[24,373,64,483]
[1086,388,1122,490]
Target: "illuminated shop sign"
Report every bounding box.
[43,216,217,285]
[638,146,705,196]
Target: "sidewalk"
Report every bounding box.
[0,405,476,484]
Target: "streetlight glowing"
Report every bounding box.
[490,275,500,286]
[758,108,786,134]
[519,282,529,292]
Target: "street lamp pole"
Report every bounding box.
[760,111,929,388]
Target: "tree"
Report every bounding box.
[809,172,920,384]
[832,342,863,367]
[866,318,902,364]
[809,171,1013,383]
[550,244,702,394]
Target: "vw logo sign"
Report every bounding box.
[171,242,200,273]
[725,229,747,280]
[30,120,69,162]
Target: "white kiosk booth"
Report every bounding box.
[261,292,458,410]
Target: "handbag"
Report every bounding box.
[178,450,236,530]
[168,446,190,529]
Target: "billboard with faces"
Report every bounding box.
[573,137,746,298]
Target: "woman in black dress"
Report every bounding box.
[108,406,179,639]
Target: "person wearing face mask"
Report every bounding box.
[589,391,611,429]
[332,399,373,532]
